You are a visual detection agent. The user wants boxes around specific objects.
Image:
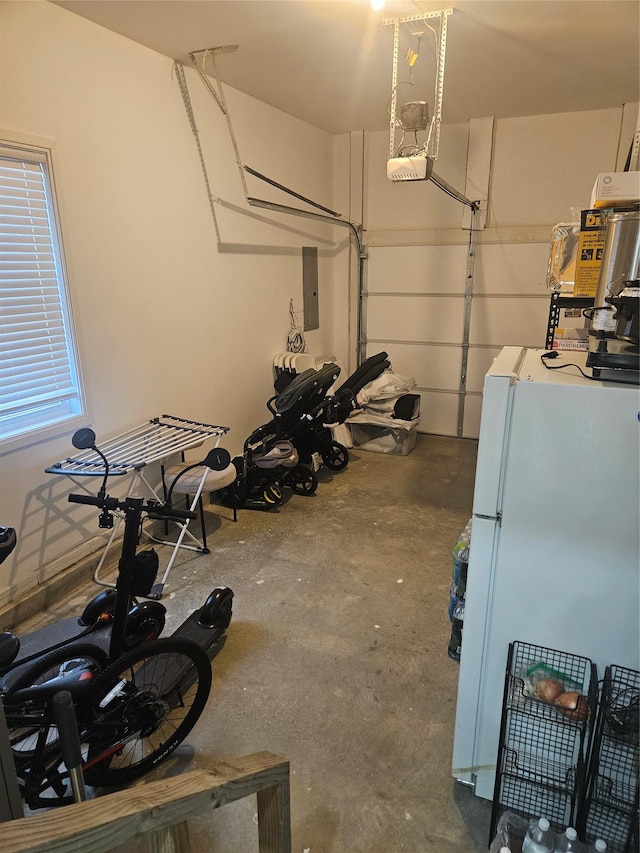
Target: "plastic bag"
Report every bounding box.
[547,221,580,292]
[356,370,416,409]
[489,811,528,852]
[518,660,582,699]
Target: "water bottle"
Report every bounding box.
[553,827,584,852]
[447,600,465,661]
[523,817,555,853]
[456,548,468,599]
[588,842,607,853]
[448,581,458,620]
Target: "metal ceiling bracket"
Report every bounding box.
[187,48,248,199]
[384,8,452,161]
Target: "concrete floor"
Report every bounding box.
[13,433,495,851]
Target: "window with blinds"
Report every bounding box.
[0,140,84,445]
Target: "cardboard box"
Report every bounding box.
[551,327,589,351]
[573,208,610,298]
[590,171,639,209]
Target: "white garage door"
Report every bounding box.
[364,240,552,438]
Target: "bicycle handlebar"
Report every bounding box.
[69,493,119,509]
[68,494,197,521]
[147,505,197,522]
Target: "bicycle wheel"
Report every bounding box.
[2,645,106,808]
[83,637,211,788]
[2,643,107,700]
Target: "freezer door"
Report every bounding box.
[471,347,524,518]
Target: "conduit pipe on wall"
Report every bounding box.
[245,195,367,363]
[243,167,369,363]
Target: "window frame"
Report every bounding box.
[0,131,87,454]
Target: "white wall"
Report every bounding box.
[0,1,343,604]
[344,105,636,438]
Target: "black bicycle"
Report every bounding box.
[0,428,234,808]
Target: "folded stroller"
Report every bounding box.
[224,353,393,512]
[281,351,392,468]
[227,437,301,510]
[268,361,346,472]
[226,354,392,511]
[225,362,342,509]
[323,351,391,427]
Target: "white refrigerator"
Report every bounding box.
[452,346,640,800]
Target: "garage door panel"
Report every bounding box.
[417,391,460,436]
[466,347,503,393]
[462,394,483,439]
[368,295,464,342]
[474,243,550,295]
[368,245,469,294]
[469,296,548,346]
[366,342,461,391]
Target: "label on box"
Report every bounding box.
[590,171,640,208]
[573,209,609,297]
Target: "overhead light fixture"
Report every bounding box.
[371,0,386,10]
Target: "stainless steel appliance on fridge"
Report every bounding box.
[451,346,640,801]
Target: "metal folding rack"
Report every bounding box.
[46,414,230,592]
[545,293,595,349]
[489,640,598,842]
[578,665,639,852]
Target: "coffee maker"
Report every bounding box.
[586,209,640,383]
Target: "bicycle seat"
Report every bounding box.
[0,631,19,667]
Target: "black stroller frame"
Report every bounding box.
[276,352,392,469]
[226,353,391,510]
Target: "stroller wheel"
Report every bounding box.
[263,484,283,505]
[287,465,318,496]
[322,441,349,471]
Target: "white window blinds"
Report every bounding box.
[0,142,83,443]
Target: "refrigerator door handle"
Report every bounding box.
[475,511,502,524]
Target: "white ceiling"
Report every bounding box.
[53,0,640,135]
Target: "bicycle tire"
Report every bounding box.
[2,643,108,699]
[3,645,107,807]
[83,637,211,788]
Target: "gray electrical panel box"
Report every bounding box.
[302,247,319,331]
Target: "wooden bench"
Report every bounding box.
[2,751,291,853]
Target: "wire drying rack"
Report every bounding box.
[46,415,228,478]
[46,415,230,594]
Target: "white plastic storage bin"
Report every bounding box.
[348,418,418,456]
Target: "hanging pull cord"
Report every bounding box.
[173,61,221,244]
[188,50,249,201]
